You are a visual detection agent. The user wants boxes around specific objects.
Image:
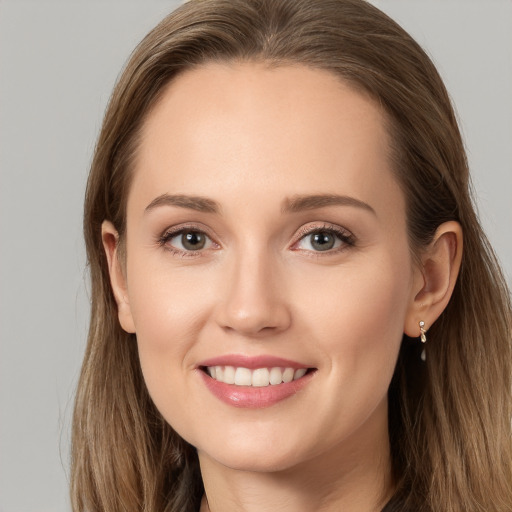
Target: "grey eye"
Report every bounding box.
[181,231,206,250]
[167,230,212,251]
[297,231,343,252]
[310,232,336,251]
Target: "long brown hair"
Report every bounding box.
[72,1,512,510]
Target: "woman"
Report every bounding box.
[71,0,512,510]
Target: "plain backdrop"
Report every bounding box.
[0,1,510,511]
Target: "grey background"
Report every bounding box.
[0,1,510,511]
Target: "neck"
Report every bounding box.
[198,402,393,512]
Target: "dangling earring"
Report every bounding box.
[419,321,427,361]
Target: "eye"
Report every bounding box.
[160,228,215,253]
[301,231,340,251]
[293,225,355,253]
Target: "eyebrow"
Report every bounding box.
[144,192,375,216]
[144,194,220,214]
[282,194,376,215]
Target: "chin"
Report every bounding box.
[208,452,300,473]
[196,435,311,473]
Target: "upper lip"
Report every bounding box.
[198,354,313,370]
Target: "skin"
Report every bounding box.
[103,63,462,512]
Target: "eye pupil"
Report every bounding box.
[311,232,335,251]
[182,231,205,250]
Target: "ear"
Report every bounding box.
[101,220,136,333]
[404,221,463,337]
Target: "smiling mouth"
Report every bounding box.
[200,366,315,387]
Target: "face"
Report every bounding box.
[107,63,421,474]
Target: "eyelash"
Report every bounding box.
[157,224,217,258]
[291,223,356,254]
[157,222,356,257]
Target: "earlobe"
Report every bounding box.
[404,221,463,337]
[101,220,136,334]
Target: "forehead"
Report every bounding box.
[129,62,402,219]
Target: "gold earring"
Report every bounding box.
[419,321,427,342]
[419,321,427,361]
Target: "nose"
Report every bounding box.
[215,250,292,337]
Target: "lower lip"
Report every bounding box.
[198,369,315,408]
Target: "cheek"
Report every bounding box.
[295,251,413,377]
[125,259,214,395]
[128,251,214,332]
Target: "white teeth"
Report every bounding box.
[269,367,283,385]
[223,365,235,384]
[234,367,252,386]
[206,365,310,387]
[282,367,294,383]
[252,368,270,387]
[294,368,307,380]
